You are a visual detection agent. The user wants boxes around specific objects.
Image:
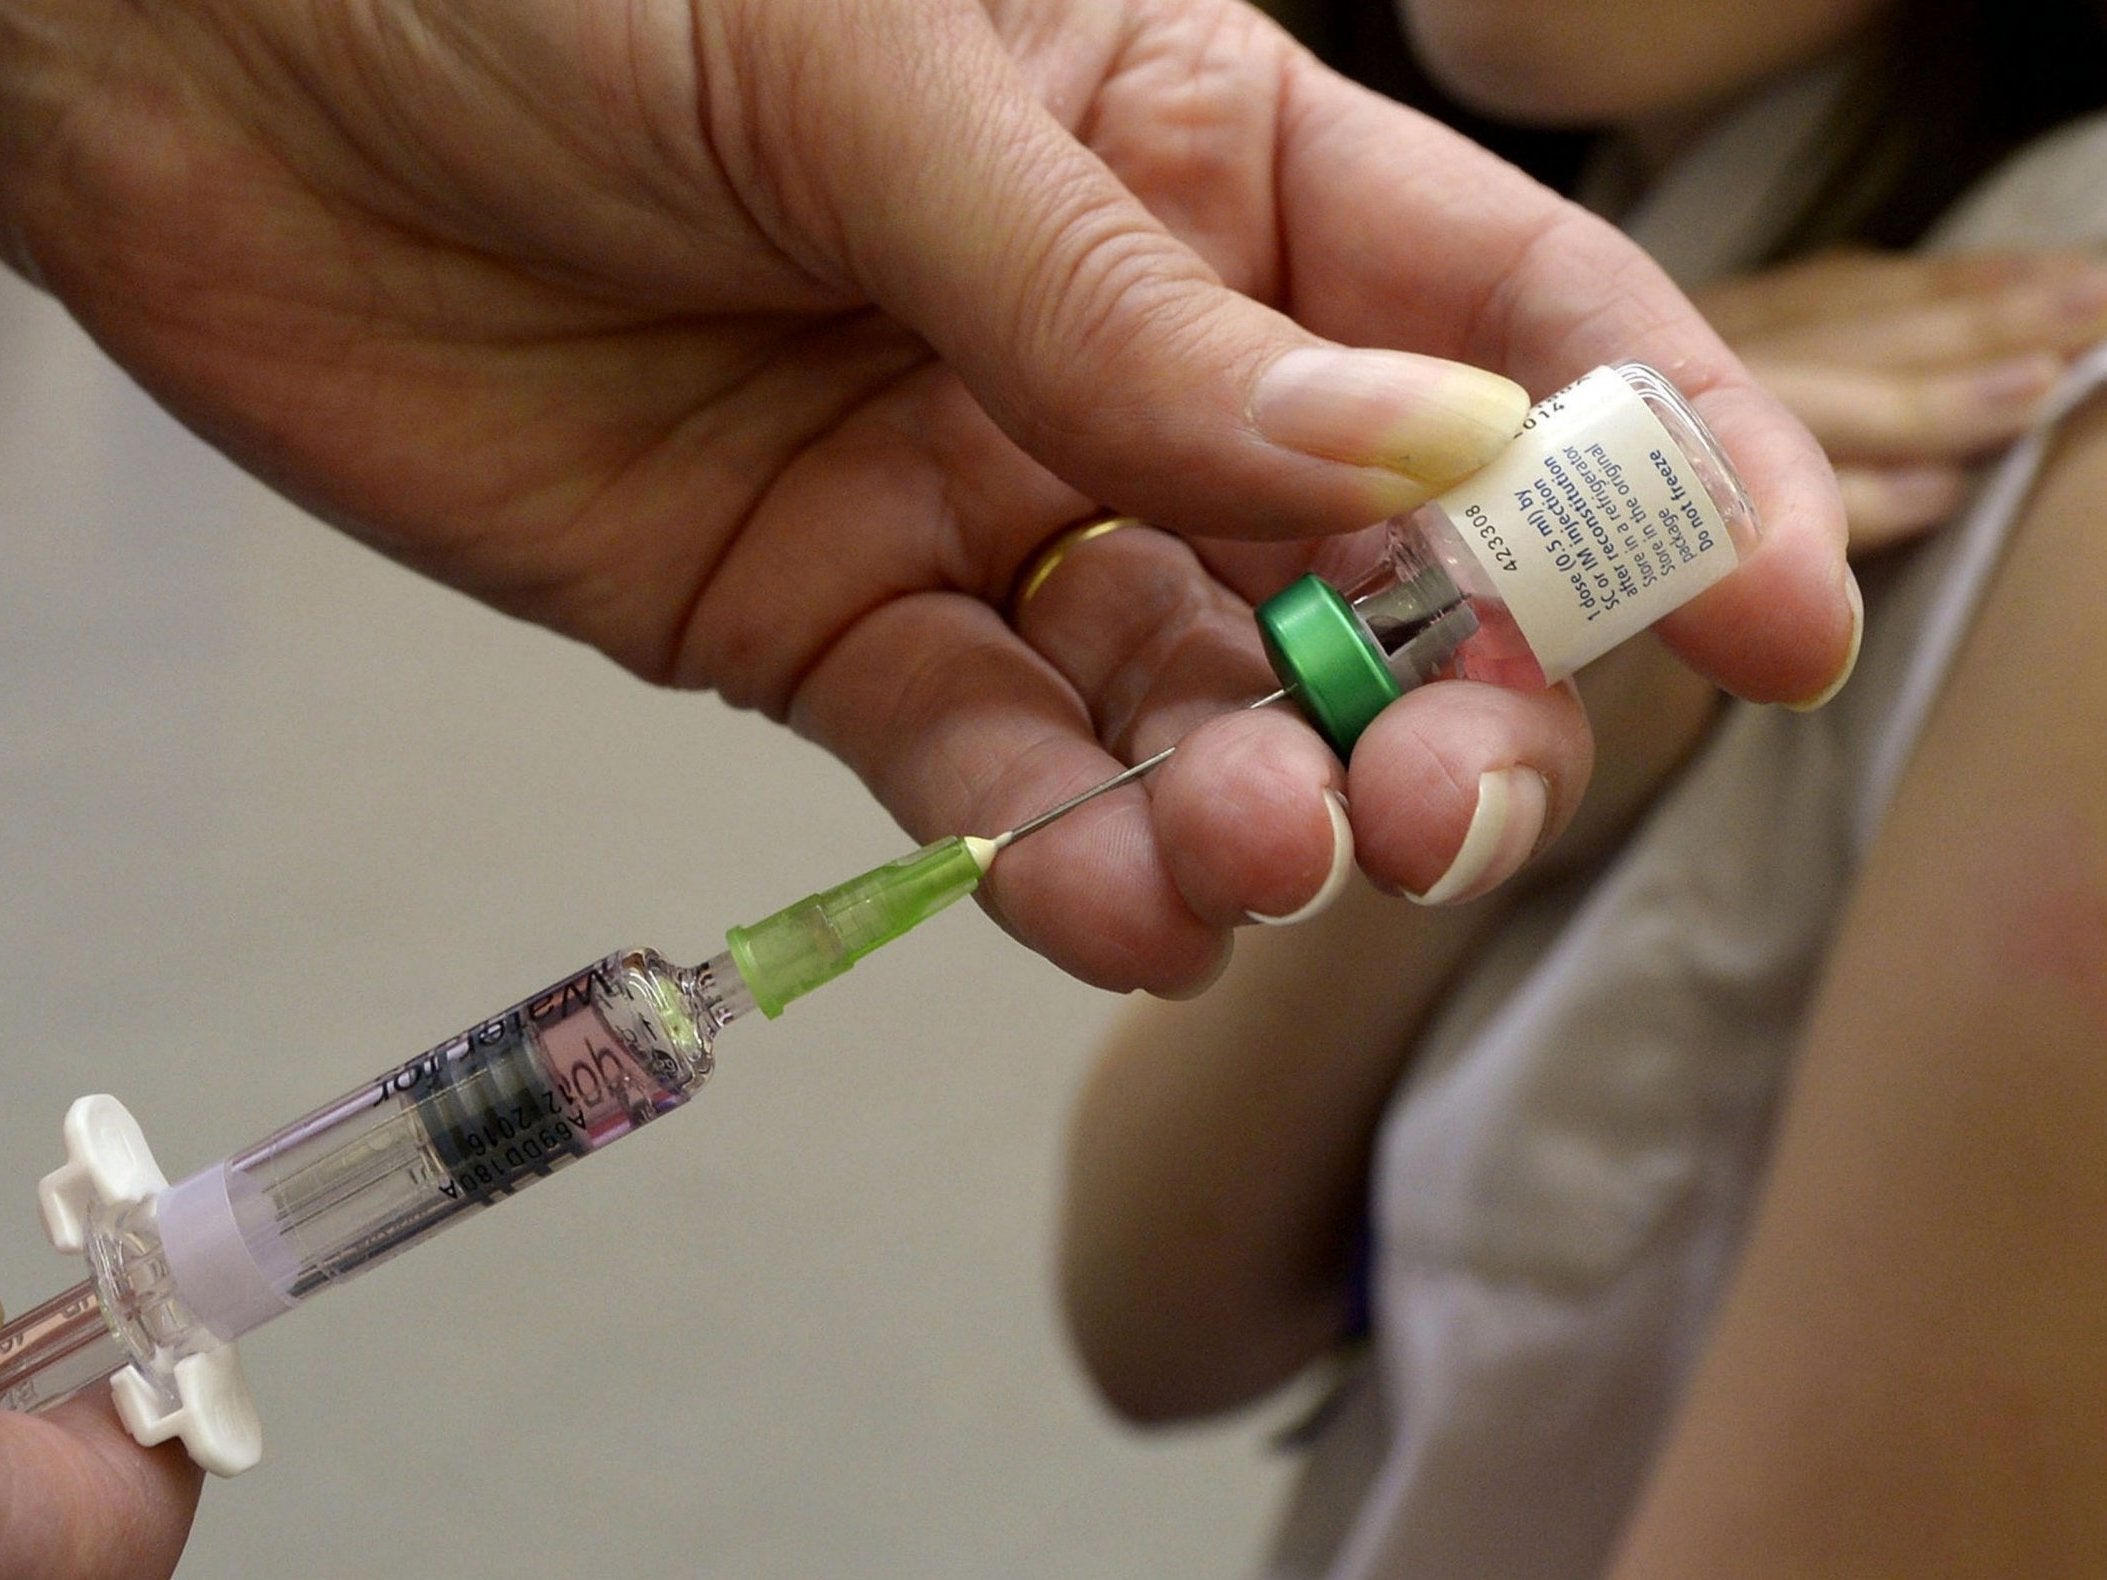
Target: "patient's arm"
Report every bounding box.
[1059,877,1497,1422]
[1614,397,2107,1574]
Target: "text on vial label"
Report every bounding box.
[1433,367,1735,681]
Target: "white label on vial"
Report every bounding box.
[1432,366,1736,680]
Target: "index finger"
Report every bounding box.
[1693,248,2100,341]
[1274,70,1857,707]
[788,584,1231,994]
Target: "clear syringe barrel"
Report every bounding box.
[3,838,977,1432]
[152,948,734,1345]
[3,839,981,1445]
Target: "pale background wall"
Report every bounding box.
[0,269,1292,1577]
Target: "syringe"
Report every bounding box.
[0,831,1019,1472]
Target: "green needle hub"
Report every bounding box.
[726,836,991,1018]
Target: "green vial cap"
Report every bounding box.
[1256,574,1401,759]
[726,835,992,1018]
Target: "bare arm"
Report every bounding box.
[1060,877,1500,1421]
[1613,398,2107,1573]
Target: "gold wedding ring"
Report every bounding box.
[1008,513,1141,620]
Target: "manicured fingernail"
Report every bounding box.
[1248,790,1355,926]
[1786,570,1863,712]
[1406,768,1548,907]
[1252,348,1530,487]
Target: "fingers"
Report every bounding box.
[1745,354,2062,464]
[1010,523,1355,928]
[1643,379,1857,707]
[796,505,1603,995]
[1008,520,1276,756]
[791,513,1317,994]
[1742,262,2107,372]
[1147,707,1350,929]
[1753,352,2050,559]
[1835,464,1974,555]
[1693,248,2107,344]
[1149,677,1593,920]
[1701,249,2107,559]
[779,1,1530,541]
[1009,521,1591,923]
[792,586,1231,994]
[1342,679,1591,902]
[0,1395,203,1580]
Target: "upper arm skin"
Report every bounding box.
[1614,401,2107,1575]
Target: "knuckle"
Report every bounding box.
[1012,201,1208,389]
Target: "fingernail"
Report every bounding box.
[1406,767,1548,907]
[1248,790,1355,926]
[1785,570,1864,712]
[1252,348,1530,487]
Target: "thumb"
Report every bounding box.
[798,5,1529,540]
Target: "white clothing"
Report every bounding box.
[1263,107,2107,1580]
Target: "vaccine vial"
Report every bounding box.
[1257,362,1759,757]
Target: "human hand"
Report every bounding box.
[1696,248,2107,554]
[0,0,1852,992]
[0,1393,202,1579]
